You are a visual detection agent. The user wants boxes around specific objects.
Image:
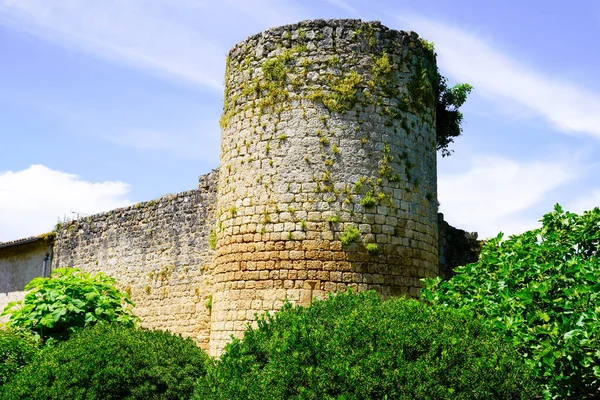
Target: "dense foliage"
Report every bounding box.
[196,290,538,399]
[2,268,137,343]
[1,324,209,399]
[422,204,600,399]
[420,40,473,157]
[0,329,40,386]
[436,78,473,157]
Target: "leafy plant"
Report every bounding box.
[0,328,40,386]
[327,215,339,224]
[195,291,538,399]
[300,219,307,231]
[436,79,473,157]
[422,204,600,399]
[262,58,286,83]
[365,243,378,255]
[2,324,209,399]
[2,268,138,343]
[340,226,361,246]
[208,229,217,250]
[360,191,377,208]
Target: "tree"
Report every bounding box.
[422,205,600,398]
[436,79,473,157]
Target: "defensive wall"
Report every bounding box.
[0,19,480,356]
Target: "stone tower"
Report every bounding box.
[210,19,439,356]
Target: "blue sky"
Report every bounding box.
[1,0,599,241]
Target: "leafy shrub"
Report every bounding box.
[2,324,209,399]
[196,290,538,399]
[2,268,138,343]
[0,328,40,386]
[422,204,600,399]
[340,226,361,245]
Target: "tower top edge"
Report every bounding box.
[228,18,420,56]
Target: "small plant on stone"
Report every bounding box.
[366,243,379,255]
[360,191,377,208]
[208,229,217,250]
[300,220,307,231]
[340,226,361,246]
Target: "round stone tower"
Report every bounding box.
[210,19,439,356]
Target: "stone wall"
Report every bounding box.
[0,238,53,322]
[0,19,476,357]
[438,213,481,280]
[211,19,439,355]
[51,169,218,350]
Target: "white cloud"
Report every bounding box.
[394,14,600,140]
[0,165,131,241]
[569,190,600,214]
[104,128,220,162]
[0,0,306,92]
[323,0,361,17]
[438,156,575,238]
[0,0,226,91]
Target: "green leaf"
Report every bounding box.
[422,204,600,398]
[4,268,138,343]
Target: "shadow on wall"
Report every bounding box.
[438,213,481,280]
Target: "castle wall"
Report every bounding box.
[438,213,481,280]
[0,239,52,322]
[51,170,218,350]
[212,19,439,355]
[0,19,472,357]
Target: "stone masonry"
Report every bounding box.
[0,20,475,357]
[52,171,218,350]
[211,19,439,355]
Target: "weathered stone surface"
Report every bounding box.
[211,19,439,356]
[52,169,218,350]
[0,20,471,358]
[438,213,481,280]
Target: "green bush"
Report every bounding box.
[0,328,40,386]
[2,268,138,342]
[196,290,538,399]
[422,204,600,399]
[2,324,209,399]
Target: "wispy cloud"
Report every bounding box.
[0,165,131,241]
[0,0,305,92]
[0,0,226,91]
[438,156,577,238]
[104,127,221,162]
[323,0,361,17]
[569,189,600,214]
[392,14,600,140]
